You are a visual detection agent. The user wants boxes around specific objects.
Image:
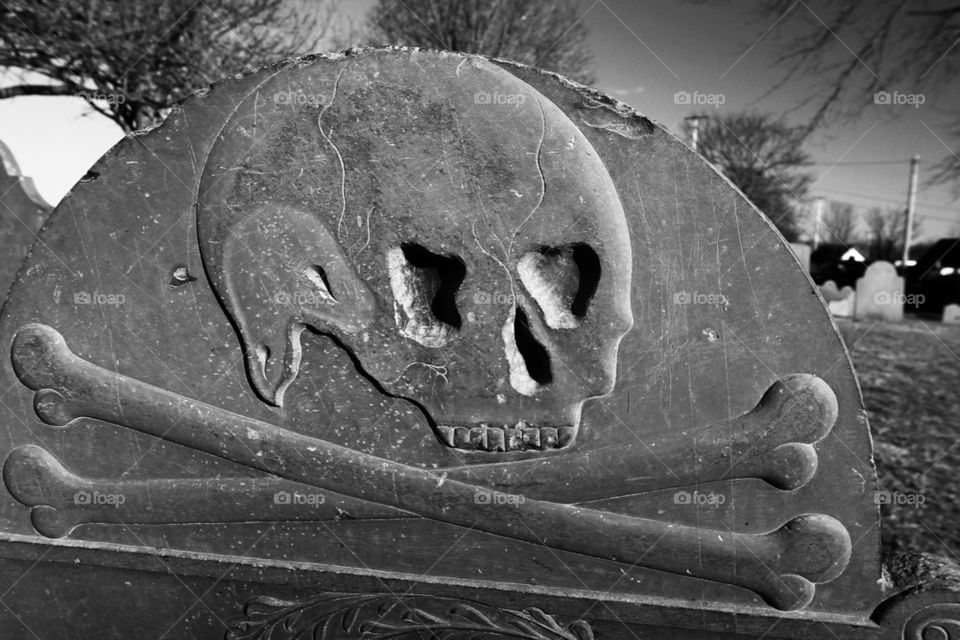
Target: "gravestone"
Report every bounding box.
[0,48,956,639]
[855,261,905,322]
[944,303,960,324]
[789,242,811,273]
[0,140,51,304]
[819,280,856,318]
[830,289,856,318]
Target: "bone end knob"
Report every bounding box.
[758,513,852,611]
[4,445,82,538]
[11,323,72,392]
[761,374,839,443]
[761,442,819,491]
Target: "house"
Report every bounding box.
[810,244,866,288]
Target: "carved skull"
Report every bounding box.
[199,54,632,455]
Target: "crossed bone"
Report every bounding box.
[3,323,851,611]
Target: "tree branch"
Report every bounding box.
[0,83,76,99]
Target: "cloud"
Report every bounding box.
[605,84,645,97]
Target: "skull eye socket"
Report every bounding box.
[387,243,466,347]
[518,243,601,329]
[399,243,466,328]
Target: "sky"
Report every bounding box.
[1,0,958,240]
[582,0,960,241]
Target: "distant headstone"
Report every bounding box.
[821,280,856,318]
[0,48,953,638]
[819,280,846,302]
[944,303,960,324]
[820,280,857,318]
[0,141,51,302]
[855,261,905,322]
[831,291,855,318]
[789,242,811,272]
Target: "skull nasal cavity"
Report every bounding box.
[514,307,552,385]
[400,243,466,329]
[570,244,600,318]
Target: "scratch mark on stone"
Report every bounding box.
[509,99,547,258]
[187,142,198,175]
[731,197,756,304]
[385,359,450,386]
[352,205,374,261]
[318,69,347,241]
[472,218,514,298]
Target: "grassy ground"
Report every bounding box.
[837,317,960,561]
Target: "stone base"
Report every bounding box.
[1,536,957,639]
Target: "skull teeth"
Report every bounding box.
[436,424,574,452]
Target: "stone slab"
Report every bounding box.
[0,48,924,638]
[944,303,960,324]
[854,261,905,322]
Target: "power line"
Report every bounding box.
[814,186,959,216]
[808,159,912,167]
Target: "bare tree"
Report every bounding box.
[365,0,594,84]
[0,0,344,132]
[864,206,922,262]
[686,111,813,241]
[746,1,960,186]
[823,200,859,245]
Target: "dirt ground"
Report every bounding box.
[836,317,960,561]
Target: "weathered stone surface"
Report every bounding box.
[0,49,907,638]
[875,552,960,640]
[944,303,960,324]
[0,141,51,304]
[855,261,905,322]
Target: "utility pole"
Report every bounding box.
[684,115,704,153]
[902,155,920,266]
[812,197,826,250]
